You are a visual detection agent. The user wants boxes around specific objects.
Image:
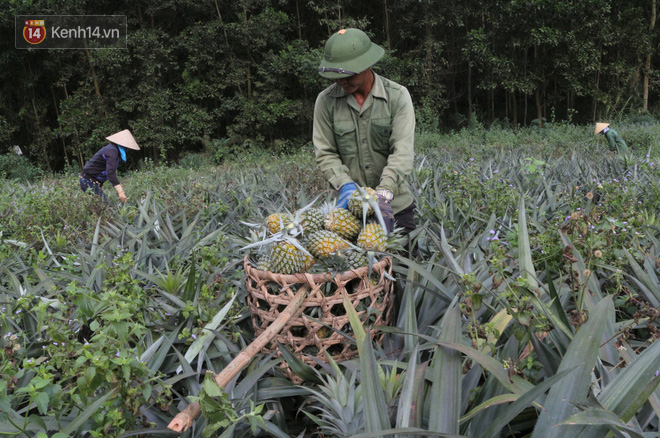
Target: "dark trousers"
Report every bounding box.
[79,175,108,203]
[394,202,416,234]
[394,202,418,258]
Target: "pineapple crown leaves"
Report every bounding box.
[357,189,391,238]
[241,197,323,256]
[296,194,322,214]
[359,249,389,280]
[318,199,337,217]
[241,230,313,258]
[291,195,321,216]
[384,226,409,251]
[240,220,269,238]
[352,186,377,224]
[232,226,270,254]
[291,195,323,236]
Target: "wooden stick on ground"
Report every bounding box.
[167,284,309,432]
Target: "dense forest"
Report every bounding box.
[1,0,659,171]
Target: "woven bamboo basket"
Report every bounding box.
[244,254,394,382]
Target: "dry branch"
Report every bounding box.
[167,283,310,432]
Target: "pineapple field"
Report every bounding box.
[1,123,660,437]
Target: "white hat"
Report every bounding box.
[106,129,140,150]
[594,123,609,135]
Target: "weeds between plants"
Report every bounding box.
[1,124,659,437]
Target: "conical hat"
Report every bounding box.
[106,129,140,150]
[594,122,609,135]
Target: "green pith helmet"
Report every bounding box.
[318,28,385,79]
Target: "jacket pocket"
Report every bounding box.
[334,122,358,157]
[370,118,392,153]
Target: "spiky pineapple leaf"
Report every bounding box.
[517,195,538,290]
[530,296,614,438]
[428,300,463,434]
[396,343,419,429]
[557,408,646,438]
[343,290,367,356]
[571,339,660,438]
[359,334,390,434]
[277,341,323,384]
[475,367,576,438]
[623,248,660,307]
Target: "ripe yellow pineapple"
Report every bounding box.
[324,208,361,240]
[316,326,331,338]
[356,222,387,252]
[306,230,350,258]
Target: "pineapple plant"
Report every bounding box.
[324,208,362,240]
[356,222,387,252]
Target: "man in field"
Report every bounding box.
[312,28,417,243]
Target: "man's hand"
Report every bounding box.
[376,190,395,233]
[114,184,128,203]
[337,182,357,209]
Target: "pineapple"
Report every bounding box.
[256,252,272,271]
[265,212,292,235]
[267,239,308,274]
[316,326,331,338]
[356,222,387,252]
[299,208,325,234]
[348,186,377,218]
[324,208,361,240]
[306,230,350,258]
[302,252,316,271]
[343,249,369,269]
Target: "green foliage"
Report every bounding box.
[0,153,43,182]
[4,0,660,172]
[0,256,169,437]
[2,124,660,437]
[0,177,112,245]
[191,372,266,437]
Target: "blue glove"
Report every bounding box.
[337,182,357,209]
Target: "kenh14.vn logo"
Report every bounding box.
[23,19,46,44]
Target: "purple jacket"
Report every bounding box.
[82,143,122,186]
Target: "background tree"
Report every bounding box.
[2,0,660,172]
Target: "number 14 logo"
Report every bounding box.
[23,20,46,45]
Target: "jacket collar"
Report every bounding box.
[328,71,388,102]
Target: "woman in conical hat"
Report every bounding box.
[594,122,629,154]
[79,129,140,203]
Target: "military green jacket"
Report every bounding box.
[313,72,415,214]
[604,129,629,154]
